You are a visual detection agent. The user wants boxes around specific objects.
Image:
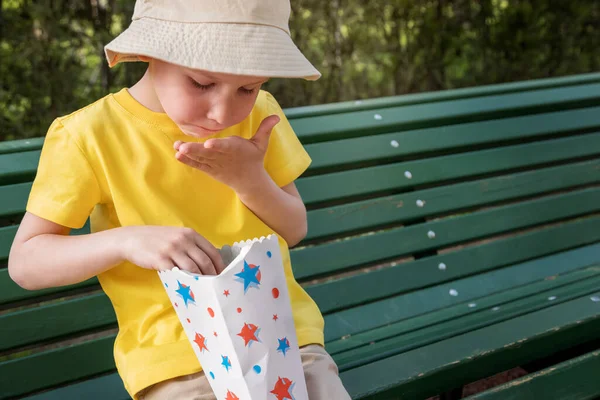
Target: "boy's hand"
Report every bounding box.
[120,226,226,275]
[174,115,280,193]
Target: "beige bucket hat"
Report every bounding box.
[104,0,321,80]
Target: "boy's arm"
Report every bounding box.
[236,177,307,247]
[9,213,225,290]
[9,212,126,290]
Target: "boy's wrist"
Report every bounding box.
[234,168,275,199]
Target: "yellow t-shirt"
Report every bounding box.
[27,88,325,399]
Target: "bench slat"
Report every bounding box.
[340,291,600,400]
[305,106,600,171]
[335,270,600,370]
[327,260,600,355]
[465,349,600,400]
[292,83,600,143]
[284,72,600,119]
[306,159,600,241]
[0,336,115,399]
[293,189,600,280]
[0,293,114,352]
[0,182,31,218]
[22,373,129,400]
[0,150,40,185]
[297,132,600,206]
[309,216,600,314]
[324,242,600,342]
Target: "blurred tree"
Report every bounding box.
[1,0,599,140]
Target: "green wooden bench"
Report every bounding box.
[2,72,600,400]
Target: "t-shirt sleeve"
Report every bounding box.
[262,92,312,188]
[26,119,102,229]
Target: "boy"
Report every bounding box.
[8,0,351,399]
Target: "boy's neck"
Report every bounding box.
[128,68,165,113]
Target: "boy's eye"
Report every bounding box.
[239,87,256,95]
[190,79,214,90]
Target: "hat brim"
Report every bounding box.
[104,18,321,81]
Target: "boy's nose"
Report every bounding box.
[206,99,233,127]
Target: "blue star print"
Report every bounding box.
[221,355,232,372]
[175,281,195,307]
[234,260,261,293]
[277,337,291,356]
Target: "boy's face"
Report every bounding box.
[148,60,269,138]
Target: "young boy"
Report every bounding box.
[8,0,351,399]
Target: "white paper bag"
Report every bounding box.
[158,235,308,400]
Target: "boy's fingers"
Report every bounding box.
[252,115,280,148]
[194,236,226,273]
[204,138,231,152]
[156,257,175,272]
[188,247,217,275]
[175,153,212,171]
[172,253,202,274]
[178,143,217,160]
[173,141,183,150]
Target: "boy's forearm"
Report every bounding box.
[236,172,308,247]
[9,228,128,290]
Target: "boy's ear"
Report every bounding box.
[138,55,151,62]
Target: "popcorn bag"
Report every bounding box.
[158,235,308,400]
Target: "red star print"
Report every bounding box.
[223,289,230,297]
[237,323,259,346]
[193,333,208,353]
[270,377,293,400]
[214,331,218,337]
[225,390,239,400]
[273,314,278,321]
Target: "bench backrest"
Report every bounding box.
[2,72,600,399]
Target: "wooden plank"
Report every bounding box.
[293,189,600,280]
[0,150,39,185]
[339,292,600,400]
[0,336,115,399]
[291,83,600,143]
[306,106,600,171]
[22,373,129,400]
[465,349,600,400]
[306,159,600,241]
[323,243,600,342]
[0,226,15,263]
[308,217,600,314]
[0,182,31,218]
[284,72,600,119]
[297,132,600,206]
[334,271,600,370]
[0,293,115,352]
[0,138,44,155]
[0,269,98,306]
[326,260,600,355]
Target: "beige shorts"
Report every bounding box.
[139,345,351,399]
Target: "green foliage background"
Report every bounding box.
[1,0,599,141]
